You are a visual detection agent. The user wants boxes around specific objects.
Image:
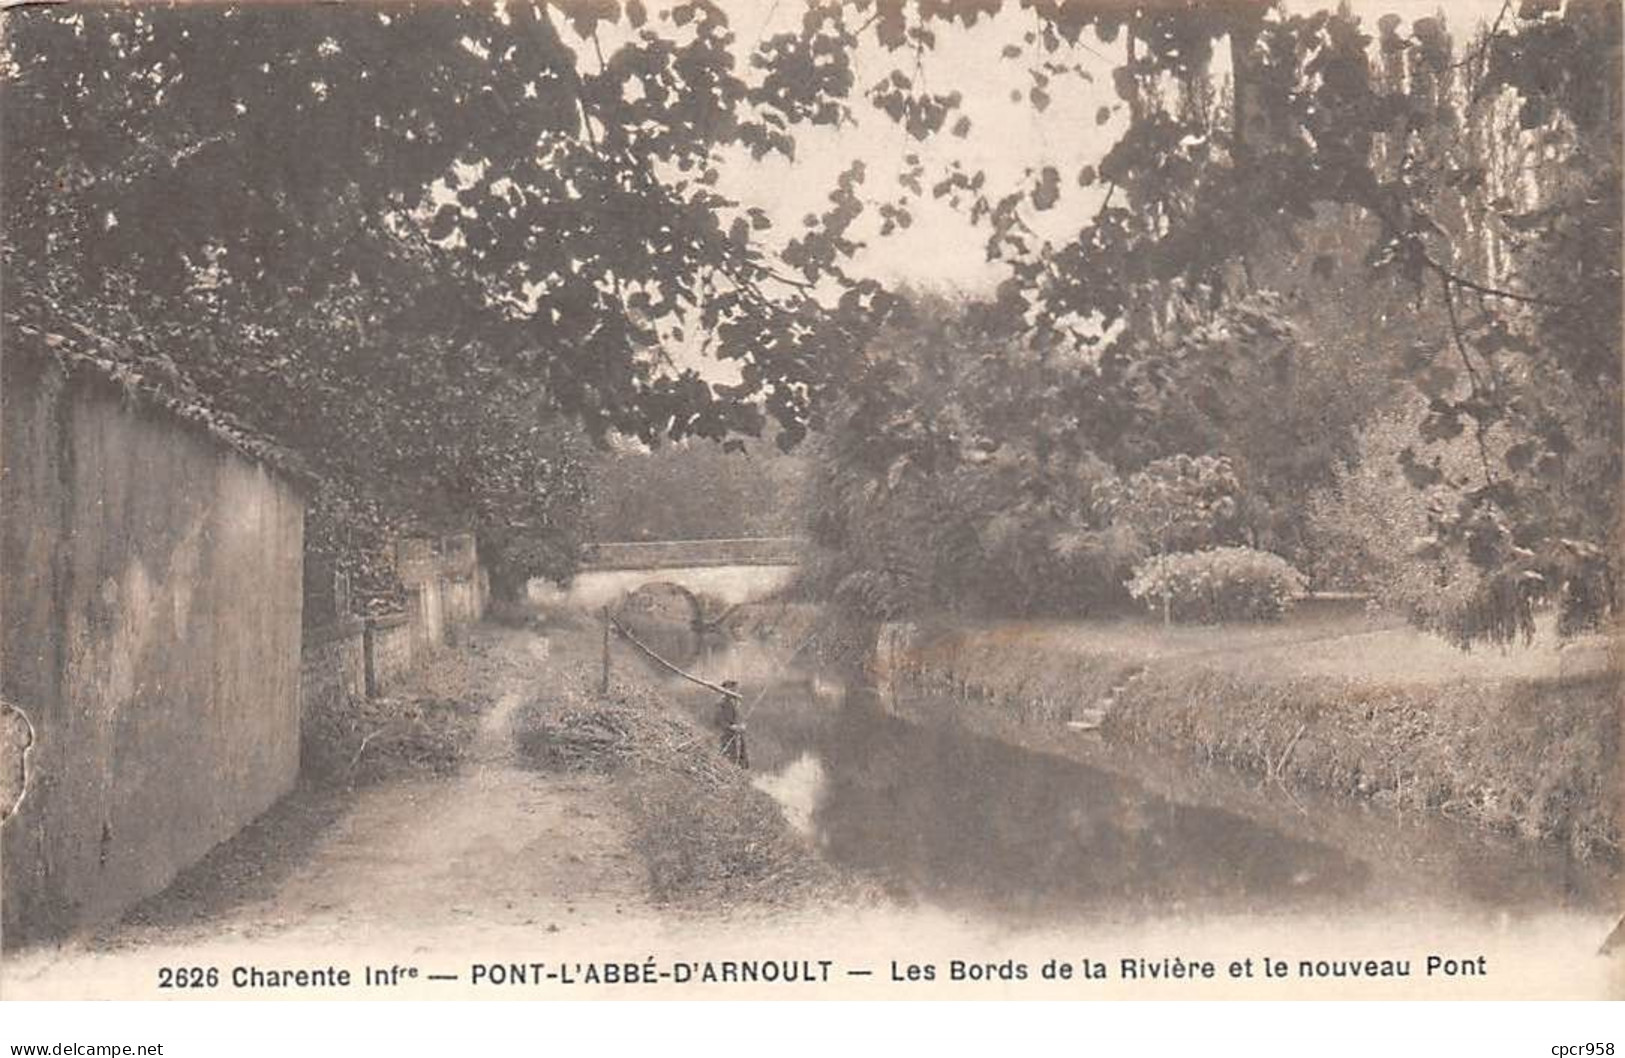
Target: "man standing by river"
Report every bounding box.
[716,680,748,769]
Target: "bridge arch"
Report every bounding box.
[614,580,708,630]
[533,544,799,615]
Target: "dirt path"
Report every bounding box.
[251,637,649,942]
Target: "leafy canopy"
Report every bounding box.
[4,0,1618,638]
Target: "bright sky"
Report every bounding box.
[714,1,1121,295]
[709,0,1510,296]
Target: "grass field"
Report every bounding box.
[947,601,1612,684]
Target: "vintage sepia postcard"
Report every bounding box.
[0,0,1620,1005]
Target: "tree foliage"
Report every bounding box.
[4,0,1617,640]
[797,0,1620,641]
[1306,399,1506,644]
[585,432,806,542]
[803,292,1137,618]
[1113,454,1241,556]
[1,0,892,445]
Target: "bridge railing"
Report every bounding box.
[579,536,804,571]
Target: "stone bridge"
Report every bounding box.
[534,538,803,615]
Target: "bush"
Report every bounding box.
[1127,547,1307,623]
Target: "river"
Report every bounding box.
[574,568,1615,927]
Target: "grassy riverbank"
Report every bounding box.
[507,606,862,911]
[878,608,1620,862]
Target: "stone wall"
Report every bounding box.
[444,578,480,629]
[1,353,305,944]
[441,531,481,632]
[1,347,497,946]
[407,581,446,657]
[397,536,446,657]
[303,535,487,711]
[363,613,415,696]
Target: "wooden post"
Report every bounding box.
[600,605,611,693]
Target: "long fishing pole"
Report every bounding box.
[607,615,740,698]
[610,609,822,719]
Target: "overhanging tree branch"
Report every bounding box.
[1424,252,1577,309]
